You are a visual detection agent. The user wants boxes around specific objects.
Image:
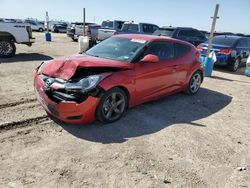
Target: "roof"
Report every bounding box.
[160,26,195,30]
[114,34,192,45]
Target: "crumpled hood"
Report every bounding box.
[40,54,133,80]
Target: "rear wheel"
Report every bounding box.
[96,87,128,123]
[187,71,202,95]
[0,39,16,58]
[229,58,240,72]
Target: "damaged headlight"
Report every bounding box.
[65,75,102,93]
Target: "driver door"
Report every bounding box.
[134,41,179,105]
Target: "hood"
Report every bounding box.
[40,54,133,80]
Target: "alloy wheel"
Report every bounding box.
[190,72,202,94]
[0,41,13,55]
[233,59,240,72]
[102,92,126,122]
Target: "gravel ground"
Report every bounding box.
[0,32,249,188]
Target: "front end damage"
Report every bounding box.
[35,61,128,123]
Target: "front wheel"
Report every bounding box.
[96,87,128,123]
[0,39,16,58]
[187,71,202,95]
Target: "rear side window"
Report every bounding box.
[178,30,195,37]
[237,38,248,48]
[144,42,175,61]
[175,43,190,57]
[212,37,237,46]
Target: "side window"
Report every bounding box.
[193,30,204,38]
[153,25,159,32]
[144,42,175,61]
[116,21,124,30]
[237,39,248,48]
[175,43,190,57]
[142,24,155,33]
[178,30,194,37]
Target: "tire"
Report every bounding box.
[187,71,202,95]
[96,87,128,123]
[229,58,240,72]
[0,39,16,58]
[38,28,44,32]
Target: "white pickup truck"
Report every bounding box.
[0,22,35,58]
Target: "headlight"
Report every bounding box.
[65,75,102,93]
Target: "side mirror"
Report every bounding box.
[141,54,160,63]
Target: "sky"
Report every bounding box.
[0,0,249,34]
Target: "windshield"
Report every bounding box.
[85,37,148,62]
[153,28,174,36]
[101,21,114,29]
[212,36,238,46]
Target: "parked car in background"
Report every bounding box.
[153,27,206,46]
[24,19,45,32]
[0,22,34,57]
[197,35,250,71]
[97,20,125,41]
[34,34,203,124]
[118,21,159,35]
[67,22,95,41]
[51,24,68,33]
[75,24,101,46]
[45,21,68,31]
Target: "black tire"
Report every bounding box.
[0,38,16,58]
[229,58,240,72]
[72,38,78,42]
[187,71,202,95]
[38,28,44,32]
[96,87,128,123]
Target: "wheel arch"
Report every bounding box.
[0,32,16,42]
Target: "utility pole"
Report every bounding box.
[46,11,49,32]
[83,8,86,36]
[206,4,220,57]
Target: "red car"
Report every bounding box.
[34,34,204,124]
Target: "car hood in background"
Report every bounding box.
[40,54,133,80]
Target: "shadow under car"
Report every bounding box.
[54,88,232,144]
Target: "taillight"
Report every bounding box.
[196,45,203,52]
[219,49,232,55]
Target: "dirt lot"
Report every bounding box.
[0,32,249,188]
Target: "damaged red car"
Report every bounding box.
[34,34,204,124]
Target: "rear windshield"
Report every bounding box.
[101,21,114,29]
[212,37,238,46]
[122,24,139,32]
[153,28,174,36]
